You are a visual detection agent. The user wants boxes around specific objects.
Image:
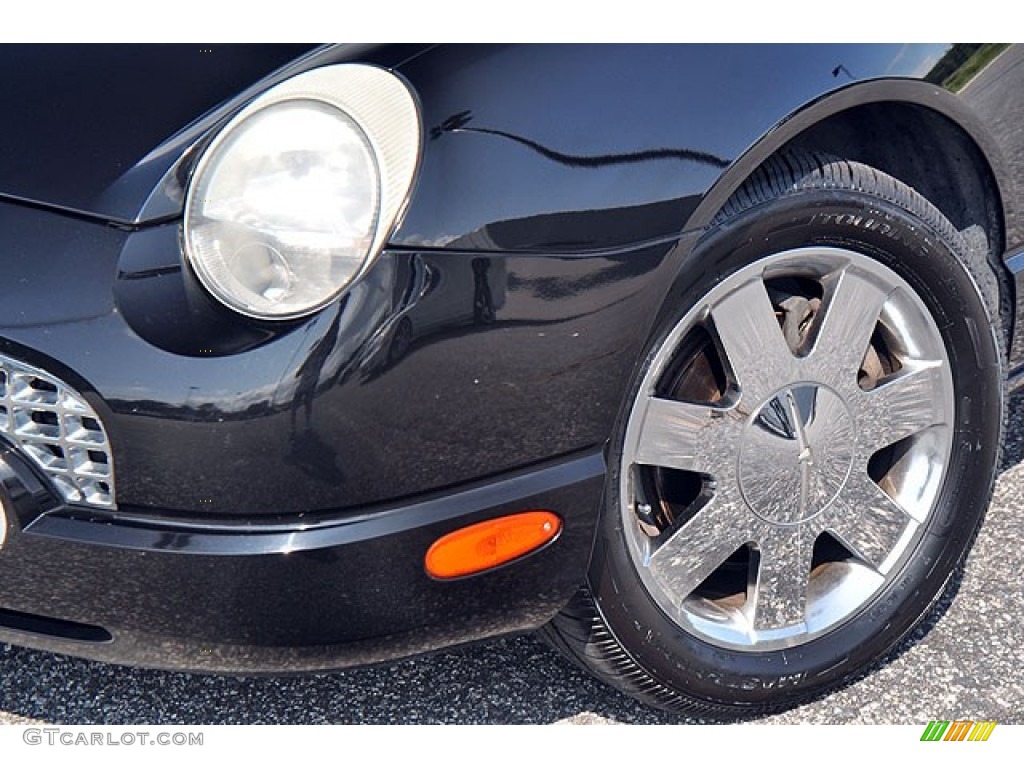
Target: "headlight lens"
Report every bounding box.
[184,64,421,320]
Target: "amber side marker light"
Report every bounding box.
[425,511,562,579]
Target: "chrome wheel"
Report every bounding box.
[620,246,955,651]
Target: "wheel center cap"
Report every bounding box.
[738,383,855,525]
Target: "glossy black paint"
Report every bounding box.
[397,45,1023,253]
[1,44,1023,671]
[0,44,429,223]
[0,198,684,515]
[0,45,307,221]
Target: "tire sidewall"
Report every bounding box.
[590,189,1003,708]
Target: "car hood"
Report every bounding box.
[0,44,320,224]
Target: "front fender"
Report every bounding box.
[392,44,1020,253]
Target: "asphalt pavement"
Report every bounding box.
[1,385,1022,725]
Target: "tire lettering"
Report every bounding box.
[808,212,896,239]
[702,671,807,690]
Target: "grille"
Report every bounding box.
[0,356,114,508]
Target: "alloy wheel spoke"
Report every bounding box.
[823,473,915,574]
[752,526,816,631]
[853,362,946,453]
[807,267,890,387]
[711,278,797,404]
[634,396,740,476]
[648,494,754,608]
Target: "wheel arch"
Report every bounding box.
[686,80,1016,241]
[685,80,1017,348]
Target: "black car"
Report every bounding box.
[0,43,1020,717]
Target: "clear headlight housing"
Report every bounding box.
[184,64,421,320]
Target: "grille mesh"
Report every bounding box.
[0,357,114,508]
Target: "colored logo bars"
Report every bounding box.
[920,721,997,742]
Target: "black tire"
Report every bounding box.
[543,150,1005,717]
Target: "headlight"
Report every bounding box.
[184,64,421,320]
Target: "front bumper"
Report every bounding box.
[0,193,679,672]
[0,451,603,672]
